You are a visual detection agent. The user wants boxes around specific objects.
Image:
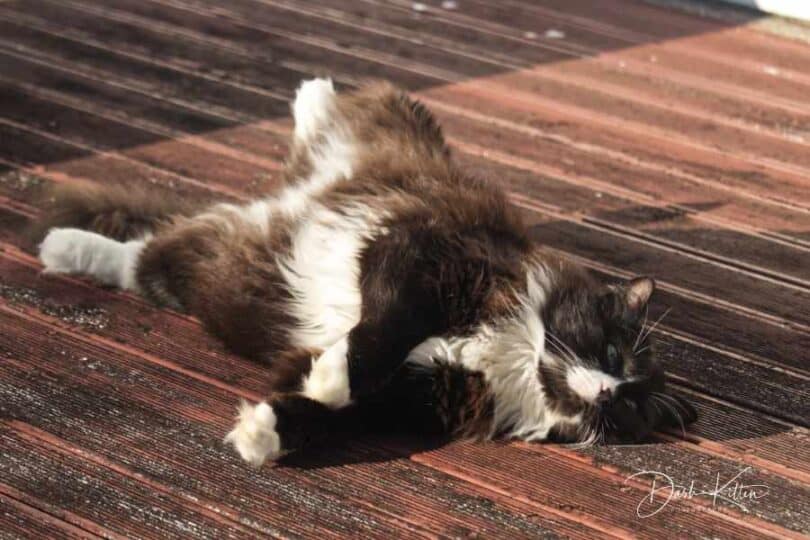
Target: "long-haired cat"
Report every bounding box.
[36,79,697,466]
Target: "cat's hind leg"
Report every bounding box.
[224,341,350,466]
[292,77,337,143]
[39,228,145,291]
[225,394,336,466]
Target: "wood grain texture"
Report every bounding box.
[1,0,809,536]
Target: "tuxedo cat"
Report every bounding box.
[36,79,696,466]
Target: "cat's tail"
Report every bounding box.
[31,181,203,244]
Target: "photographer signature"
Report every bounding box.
[625,466,769,518]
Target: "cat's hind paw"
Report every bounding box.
[293,78,335,142]
[224,400,282,467]
[39,228,86,275]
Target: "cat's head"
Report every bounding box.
[538,272,697,444]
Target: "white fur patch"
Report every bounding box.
[198,79,355,237]
[406,267,576,441]
[224,401,281,466]
[280,203,384,350]
[565,367,620,404]
[39,228,145,290]
[301,336,352,408]
[293,78,336,143]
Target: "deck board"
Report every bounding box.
[1,0,809,537]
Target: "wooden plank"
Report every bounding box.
[0,492,99,540]
[669,388,810,481]
[0,17,290,123]
[0,2,434,91]
[546,442,810,534]
[0,49,289,162]
[401,0,731,43]
[80,0,500,79]
[0,430,257,540]
[407,439,802,539]
[0,121,237,203]
[677,27,810,75]
[383,0,810,111]
[531,59,810,164]
[487,66,810,175]
[525,215,810,330]
[456,151,810,276]
[0,85,275,196]
[0,307,604,538]
[423,81,810,211]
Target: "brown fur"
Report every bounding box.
[32,181,204,244]
[267,347,322,393]
[136,211,297,361]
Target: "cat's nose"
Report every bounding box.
[596,388,613,405]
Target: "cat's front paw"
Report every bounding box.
[39,228,84,274]
[224,400,282,466]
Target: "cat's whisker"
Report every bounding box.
[545,331,587,369]
[638,308,671,348]
[634,345,651,356]
[651,392,686,437]
[544,334,575,369]
[633,305,650,352]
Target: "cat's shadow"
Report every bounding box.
[274,401,795,470]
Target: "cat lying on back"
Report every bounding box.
[36,79,697,466]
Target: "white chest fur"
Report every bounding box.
[406,307,580,441]
[279,203,384,350]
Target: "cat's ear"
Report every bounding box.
[625,276,655,313]
[600,277,655,321]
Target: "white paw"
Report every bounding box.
[224,401,281,467]
[39,228,86,275]
[301,337,352,409]
[293,78,335,142]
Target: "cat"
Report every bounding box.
[35,78,697,466]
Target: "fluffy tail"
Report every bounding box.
[31,181,203,243]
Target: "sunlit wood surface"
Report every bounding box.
[0,0,809,537]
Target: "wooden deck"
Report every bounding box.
[0,0,808,537]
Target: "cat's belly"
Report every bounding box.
[278,202,386,350]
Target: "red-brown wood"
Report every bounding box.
[1,0,809,537]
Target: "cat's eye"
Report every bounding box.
[605,344,622,376]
